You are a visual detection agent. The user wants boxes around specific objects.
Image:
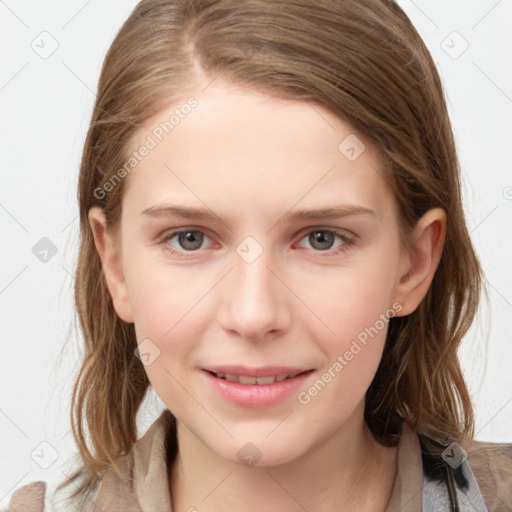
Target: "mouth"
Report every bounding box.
[202,367,315,407]
[204,369,312,385]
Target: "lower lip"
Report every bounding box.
[202,370,314,408]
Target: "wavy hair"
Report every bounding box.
[57,0,483,506]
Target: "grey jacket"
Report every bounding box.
[7,412,512,511]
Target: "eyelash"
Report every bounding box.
[158,227,356,258]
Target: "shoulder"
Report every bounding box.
[6,481,46,512]
[5,479,102,512]
[466,438,512,511]
[5,412,173,512]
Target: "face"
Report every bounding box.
[95,81,421,467]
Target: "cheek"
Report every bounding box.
[124,247,210,338]
[291,248,401,395]
[295,266,398,415]
[128,267,206,412]
[123,253,212,394]
[299,258,399,343]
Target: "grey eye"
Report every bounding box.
[308,230,335,250]
[177,231,204,250]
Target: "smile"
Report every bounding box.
[208,371,305,385]
[202,368,315,407]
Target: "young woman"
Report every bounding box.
[8,0,511,511]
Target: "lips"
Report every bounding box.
[202,367,315,407]
[206,370,305,385]
[203,365,312,383]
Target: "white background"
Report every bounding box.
[1,0,511,507]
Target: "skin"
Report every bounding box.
[89,80,446,511]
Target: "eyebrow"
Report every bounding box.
[140,203,376,227]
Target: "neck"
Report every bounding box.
[169,409,398,512]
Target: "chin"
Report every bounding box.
[213,434,305,469]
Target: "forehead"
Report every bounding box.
[123,81,395,223]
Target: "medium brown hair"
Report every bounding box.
[58,0,483,505]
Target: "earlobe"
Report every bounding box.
[88,207,134,323]
[393,208,446,316]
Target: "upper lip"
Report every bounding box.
[203,365,313,377]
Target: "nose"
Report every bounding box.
[217,246,292,342]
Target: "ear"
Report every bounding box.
[393,207,446,316]
[88,206,134,323]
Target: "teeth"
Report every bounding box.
[239,375,257,384]
[256,376,278,385]
[214,371,302,384]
